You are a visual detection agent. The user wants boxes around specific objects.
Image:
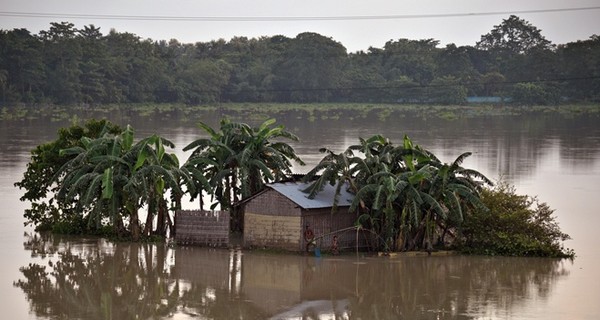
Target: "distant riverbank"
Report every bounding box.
[2,103,599,123]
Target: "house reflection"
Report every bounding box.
[174,246,354,318]
[173,247,570,319]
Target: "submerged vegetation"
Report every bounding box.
[15,117,574,258]
[2,102,600,124]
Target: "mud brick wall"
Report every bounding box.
[175,210,230,246]
[243,189,303,250]
[244,212,302,250]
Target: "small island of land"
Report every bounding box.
[14,117,574,258]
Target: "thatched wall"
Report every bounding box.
[175,210,229,246]
[243,189,304,250]
[302,209,372,252]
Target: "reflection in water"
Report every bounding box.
[3,108,598,182]
[15,233,569,319]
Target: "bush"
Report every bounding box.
[428,76,468,105]
[511,82,560,105]
[459,182,574,258]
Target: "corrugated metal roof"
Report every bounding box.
[267,181,354,209]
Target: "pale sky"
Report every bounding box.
[1,0,599,52]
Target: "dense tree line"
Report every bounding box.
[1,16,599,106]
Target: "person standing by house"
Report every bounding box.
[304,224,314,252]
[331,235,339,255]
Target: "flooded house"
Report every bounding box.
[241,181,370,253]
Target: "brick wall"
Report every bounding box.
[175,210,230,247]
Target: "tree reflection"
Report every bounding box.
[15,233,569,319]
[14,233,265,319]
[344,256,569,319]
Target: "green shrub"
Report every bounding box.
[511,82,561,105]
[459,182,574,258]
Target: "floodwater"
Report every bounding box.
[1,106,599,319]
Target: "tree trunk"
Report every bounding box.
[155,198,167,236]
[114,216,127,237]
[143,192,155,236]
[167,210,175,238]
[198,191,203,210]
[130,207,141,241]
[143,204,153,236]
[408,226,425,251]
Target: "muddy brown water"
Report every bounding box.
[1,107,598,319]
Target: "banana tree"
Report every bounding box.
[184,118,303,231]
[350,166,402,250]
[237,118,304,198]
[302,147,362,212]
[54,125,187,240]
[427,152,492,243]
[127,134,192,237]
[54,125,136,235]
[183,119,239,210]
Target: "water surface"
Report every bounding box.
[1,107,599,319]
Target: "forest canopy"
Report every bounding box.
[1,15,599,106]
